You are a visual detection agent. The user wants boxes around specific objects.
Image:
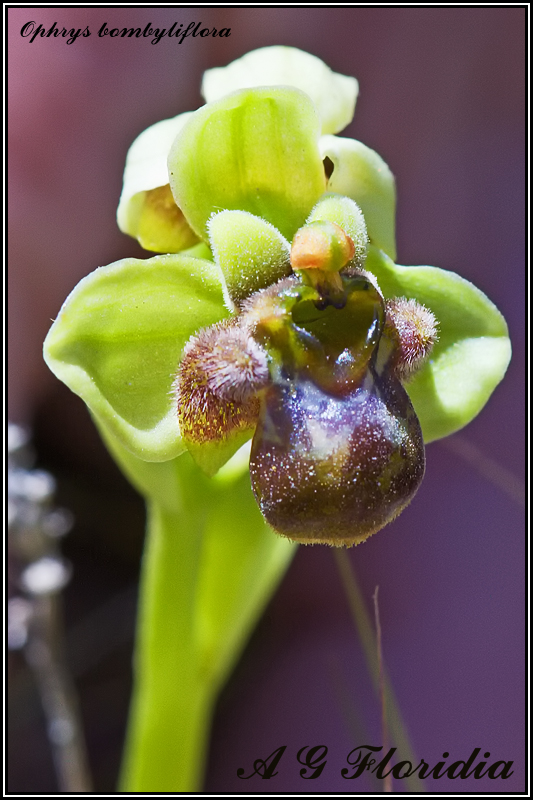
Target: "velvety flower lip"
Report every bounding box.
[189,209,429,545]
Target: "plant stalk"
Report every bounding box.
[119,501,213,792]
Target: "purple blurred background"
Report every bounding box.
[8,7,525,793]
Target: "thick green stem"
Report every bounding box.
[119,501,213,792]
[95,422,295,792]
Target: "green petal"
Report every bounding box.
[208,210,291,308]
[43,254,229,461]
[168,87,326,243]
[201,46,358,135]
[365,247,511,441]
[320,135,397,260]
[117,113,199,253]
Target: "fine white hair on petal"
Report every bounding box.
[180,321,270,404]
[203,324,270,403]
[385,297,439,378]
[175,320,268,445]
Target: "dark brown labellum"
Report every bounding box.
[176,255,434,545]
[246,273,427,546]
[249,357,425,546]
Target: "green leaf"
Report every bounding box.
[201,46,358,136]
[117,113,199,253]
[43,254,229,462]
[99,423,296,791]
[365,247,511,441]
[320,135,397,260]
[208,210,291,307]
[197,456,297,691]
[94,414,185,512]
[168,87,326,243]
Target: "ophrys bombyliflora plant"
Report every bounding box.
[43,46,511,791]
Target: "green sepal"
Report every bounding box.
[320,135,397,260]
[366,247,511,441]
[43,254,229,462]
[168,87,326,243]
[208,210,291,308]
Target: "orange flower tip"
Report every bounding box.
[384,297,439,379]
[290,220,355,273]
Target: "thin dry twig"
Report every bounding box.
[334,548,426,793]
[373,586,392,793]
[442,434,525,507]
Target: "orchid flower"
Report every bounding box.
[43,47,511,791]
